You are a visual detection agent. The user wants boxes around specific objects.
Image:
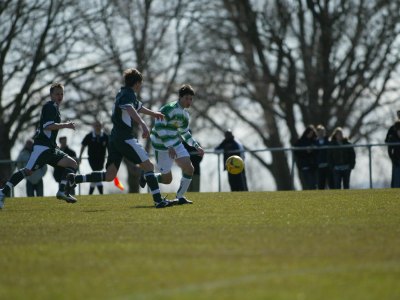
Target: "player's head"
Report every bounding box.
[50,82,64,104]
[178,84,195,108]
[123,68,143,90]
[93,121,102,132]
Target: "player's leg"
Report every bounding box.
[118,138,172,208]
[55,154,78,202]
[69,140,119,189]
[175,156,194,204]
[57,155,78,190]
[1,145,49,208]
[89,161,104,194]
[0,167,33,207]
[139,150,172,187]
[72,162,116,185]
[26,181,34,197]
[89,183,95,195]
[37,179,44,197]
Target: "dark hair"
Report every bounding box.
[300,125,316,139]
[179,84,195,98]
[330,127,344,141]
[50,82,64,94]
[123,68,143,87]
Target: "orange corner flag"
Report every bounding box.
[114,177,124,190]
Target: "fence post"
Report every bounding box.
[217,152,221,192]
[368,145,373,189]
[290,149,295,190]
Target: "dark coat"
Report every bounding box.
[294,137,317,170]
[328,140,356,170]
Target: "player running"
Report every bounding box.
[140,84,204,204]
[65,68,174,208]
[0,82,78,209]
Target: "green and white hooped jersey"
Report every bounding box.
[151,101,199,151]
[111,87,143,140]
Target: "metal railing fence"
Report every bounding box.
[0,142,396,195]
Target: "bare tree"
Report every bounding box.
[187,0,400,190]
[0,0,105,183]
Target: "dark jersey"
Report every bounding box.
[34,100,61,148]
[81,131,108,165]
[111,87,143,140]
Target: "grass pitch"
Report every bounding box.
[0,189,399,300]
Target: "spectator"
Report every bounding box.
[328,127,356,189]
[79,121,109,194]
[387,120,400,188]
[54,136,77,194]
[385,110,400,143]
[16,139,47,197]
[294,125,317,190]
[182,137,203,192]
[215,130,248,191]
[315,124,332,189]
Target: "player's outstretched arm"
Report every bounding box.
[45,121,76,131]
[139,106,165,120]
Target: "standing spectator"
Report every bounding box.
[387,120,400,188]
[315,124,332,189]
[54,136,77,194]
[16,139,47,197]
[385,110,400,143]
[182,135,203,192]
[215,130,248,192]
[328,127,356,189]
[0,82,78,209]
[79,121,109,194]
[294,125,317,190]
[385,110,400,187]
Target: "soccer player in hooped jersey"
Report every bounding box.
[0,82,78,209]
[144,84,205,204]
[66,68,174,208]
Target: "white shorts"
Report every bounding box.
[155,143,189,174]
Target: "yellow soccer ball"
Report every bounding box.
[225,155,244,175]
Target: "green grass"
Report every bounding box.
[0,189,399,300]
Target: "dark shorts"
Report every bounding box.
[106,138,149,170]
[25,145,67,171]
[89,159,105,171]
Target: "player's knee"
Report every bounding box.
[183,164,194,176]
[163,175,173,184]
[104,170,116,182]
[70,158,78,169]
[140,160,154,172]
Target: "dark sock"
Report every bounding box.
[145,171,162,202]
[2,170,25,196]
[75,171,105,183]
